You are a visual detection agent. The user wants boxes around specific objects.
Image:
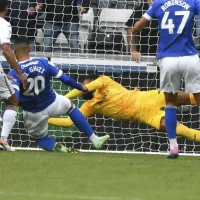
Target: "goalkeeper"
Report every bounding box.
[49,74,200,142]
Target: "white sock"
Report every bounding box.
[169,138,178,150]
[89,133,98,143]
[1,110,17,142]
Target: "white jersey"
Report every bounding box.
[0,17,11,45]
[0,17,14,100]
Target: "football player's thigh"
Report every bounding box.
[146,110,165,130]
[23,111,48,139]
[182,54,200,93]
[47,93,72,117]
[158,57,181,93]
[145,90,166,108]
[0,72,15,100]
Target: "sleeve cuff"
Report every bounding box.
[13,85,19,91]
[143,13,152,21]
[1,40,11,45]
[54,70,63,78]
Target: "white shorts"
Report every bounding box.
[158,54,200,93]
[0,65,15,100]
[23,93,72,139]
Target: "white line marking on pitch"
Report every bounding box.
[0,191,141,200]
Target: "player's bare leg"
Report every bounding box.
[176,91,193,106]
[164,92,179,159]
[0,94,18,151]
[160,118,200,143]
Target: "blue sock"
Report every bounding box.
[165,106,177,139]
[37,135,56,151]
[69,108,93,137]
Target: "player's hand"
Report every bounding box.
[19,74,27,89]
[35,4,43,12]
[131,50,141,63]
[27,7,36,15]
[80,7,87,14]
[82,85,88,92]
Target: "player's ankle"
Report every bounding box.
[89,133,98,143]
[0,136,8,143]
[169,138,178,149]
[170,146,179,152]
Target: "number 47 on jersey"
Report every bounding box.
[161,11,190,34]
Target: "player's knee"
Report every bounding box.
[6,105,18,111]
[66,101,75,115]
[7,94,18,108]
[37,135,56,151]
[159,117,166,131]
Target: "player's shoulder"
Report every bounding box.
[30,57,49,67]
[96,75,113,84]
[36,58,57,68]
[99,75,112,81]
[35,57,48,64]
[0,17,11,27]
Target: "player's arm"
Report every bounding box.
[66,77,104,99]
[127,27,141,62]
[126,11,141,62]
[48,61,87,91]
[132,4,155,34]
[0,22,27,89]
[48,102,94,127]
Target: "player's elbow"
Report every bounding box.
[2,43,12,54]
[2,44,13,59]
[134,17,149,32]
[134,21,142,31]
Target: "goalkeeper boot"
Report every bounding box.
[0,140,15,151]
[54,143,79,153]
[92,135,110,150]
[167,147,179,159]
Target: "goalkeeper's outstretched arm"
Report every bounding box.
[66,77,104,99]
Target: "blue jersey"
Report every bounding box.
[9,58,83,113]
[144,0,200,59]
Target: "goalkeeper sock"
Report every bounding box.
[37,135,56,151]
[165,106,178,150]
[69,108,97,142]
[1,110,17,143]
[176,124,200,142]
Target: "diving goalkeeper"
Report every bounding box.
[49,74,200,142]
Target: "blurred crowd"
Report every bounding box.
[6,0,200,58]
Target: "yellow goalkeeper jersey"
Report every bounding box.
[48,76,169,129]
[68,76,140,120]
[49,75,197,130]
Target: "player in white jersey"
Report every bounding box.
[132,0,200,158]
[0,0,27,151]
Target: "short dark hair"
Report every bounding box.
[14,37,30,52]
[14,37,29,46]
[0,0,8,12]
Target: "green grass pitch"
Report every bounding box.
[0,151,199,200]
